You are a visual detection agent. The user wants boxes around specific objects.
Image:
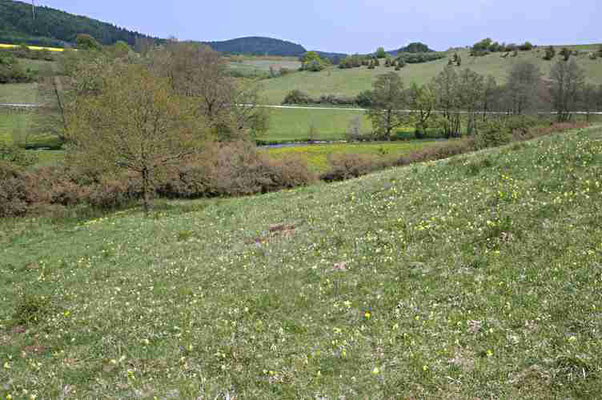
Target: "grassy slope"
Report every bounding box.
[229,56,301,77]
[260,47,602,104]
[1,127,601,398]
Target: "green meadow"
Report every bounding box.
[1,126,601,398]
[259,107,372,142]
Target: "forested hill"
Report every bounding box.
[0,0,156,47]
[387,42,436,56]
[206,36,307,56]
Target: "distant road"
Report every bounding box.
[3,102,601,115]
[253,104,369,112]
[252,104,602,115]
[0,103,40,108]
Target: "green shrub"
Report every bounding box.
[0,145,38,167]
[396,52,445,64]
[519,41,534,51]
[355,90,373,108]
[0,53,35,83]
[76,33,102,51]
[544,46,556,60]
[559,47,572,61]
[475,120,512,149]
[13,292,52,325]
[282,90,312,105]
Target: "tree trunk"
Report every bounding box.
[141,167,152,215]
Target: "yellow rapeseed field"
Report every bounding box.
[0,43,65,52]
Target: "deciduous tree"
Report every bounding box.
[408,83,435,138]
[367,72,407,140]
[67,65,202,213]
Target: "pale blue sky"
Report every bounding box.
[40,0,601,53]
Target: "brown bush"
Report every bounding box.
[157,142,315,198]
[88,179,135,209]
[0,161,29,217]
[321,154,381,182]
[216,142,315,195]
[396,139,476,166]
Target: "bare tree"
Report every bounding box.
[457,68,484,135]
[346,116,363,142]
[433,65,461,138]
[152,42,264,141]
[482,75,499,119]
[549,59,585,122]
[506,61,541,114]
[580,84,598,122]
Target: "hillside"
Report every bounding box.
[259,46,602,104]
[1,126,601,398]
[0,0,156,47]
[206,36,306,56]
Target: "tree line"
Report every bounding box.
[286,59,594,140]
[0,0,156,47]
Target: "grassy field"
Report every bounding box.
[259,46,602,104]
[0,110,31,144]
[0,83,40,104]
[260,107,372,142]
[229,56,301,77]
[0,109,63,149]
[1,126,601,398]
[0,43,65,52]
[263,140,440,172]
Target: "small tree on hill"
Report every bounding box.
[76,34,102,51]
[559,47,572,61]
[375,47,387,59]
[519,42,534,51]
[367,72,408,140]
[300,51,328,71]
[544,46,556,60]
